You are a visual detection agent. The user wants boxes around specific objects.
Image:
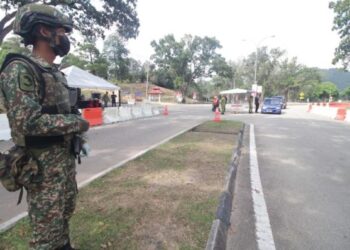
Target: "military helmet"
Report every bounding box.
[13,3,73,42]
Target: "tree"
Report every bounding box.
[127,58,144,83]
[151,34,223,102]
[77,41,101,64]
[329,0,350,69]
[341,86,350,100]
[61,53,88,69]
[0,0,139,45]
[0,36,30,64]
[104,34,130,80]
[314,82,339,101]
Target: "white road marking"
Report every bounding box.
[250,124,276,250]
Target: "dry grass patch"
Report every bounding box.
[0,121,242,250]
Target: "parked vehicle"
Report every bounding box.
[261,98,282,114]
[272,96,287,109]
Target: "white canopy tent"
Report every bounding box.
[219,88,248,95]
[219,88,249,113]
[62,66,119,90]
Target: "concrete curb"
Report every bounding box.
[205,123,245,250]
[0,121,203,233]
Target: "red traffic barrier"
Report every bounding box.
[213,108,221,122]
[163,105,169,116]
[329,102,350,108]
[335,108,346,121]
[82,107,103,126]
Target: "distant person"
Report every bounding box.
[111,91,117,107]
[255,94,260,113]
[212,96,219,112]
[220,95,227,115]
[102,91,110,108]
[248,95,253,113]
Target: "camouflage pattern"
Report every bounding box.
[13,3,73,37]
[248,95,253,113]
[0,54,89,249]
[0,146,41,192]
[220,96,226,114]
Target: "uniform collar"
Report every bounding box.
[30,54,60,70]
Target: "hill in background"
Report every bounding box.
[319,68,350,90]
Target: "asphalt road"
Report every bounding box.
[1,103,350,250]
[226,105,350,250]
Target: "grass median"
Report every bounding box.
[0,120,243,250]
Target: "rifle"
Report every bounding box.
[68,87,86,164]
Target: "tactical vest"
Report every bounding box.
[0,53,75,202]
[0,53,73,147]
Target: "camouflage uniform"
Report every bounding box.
[0,4,89,250]
[220,96,226,114]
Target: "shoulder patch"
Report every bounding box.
[18,72,35,92]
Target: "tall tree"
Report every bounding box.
[128,58,144,83]
[104,34,130,80]
[0,0,139,45]
[77,40,101,64]
[61,53,88,69]
[151,34,223,101]
[314,82,339,100]
[329,0,350,69]
[341,86,350,100]
[241,47,285,95]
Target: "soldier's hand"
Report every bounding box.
[81,143,91,157]
[78,118,89,132]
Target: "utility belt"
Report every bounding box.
[25,135,64,148]
[23,104,67,148]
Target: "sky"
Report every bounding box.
[0,0,342,69]
[115,0,341,69]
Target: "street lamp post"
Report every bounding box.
[244,35,275,86]
[145,61,150,101]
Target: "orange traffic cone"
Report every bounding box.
[163,105,169,116]
[213,108,221,122]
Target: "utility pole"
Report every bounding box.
[145,61,150,101]
[243,35,275,86]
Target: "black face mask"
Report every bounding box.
[51,35,70,57]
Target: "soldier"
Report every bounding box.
[248,95,253,113]
[102,91,110,108]
[220,95,227,115]
[111,91,117,107]
[255,93,260,113]
[0,3,89,250]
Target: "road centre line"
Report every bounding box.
[250,124,276,250]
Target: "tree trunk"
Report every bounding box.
[180,82,190,103]
[0,11,17,45]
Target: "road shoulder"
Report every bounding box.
[226,125,257,250]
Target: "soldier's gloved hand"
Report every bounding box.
[78,118,89,132]
[81,143,91,157]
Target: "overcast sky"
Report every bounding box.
[0,0,341,69]
[117,0,340,69]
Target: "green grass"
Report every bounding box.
[0,120,243,249]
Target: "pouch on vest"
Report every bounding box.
[0,146,42,194]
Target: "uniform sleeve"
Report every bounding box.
[0,62,88,136]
